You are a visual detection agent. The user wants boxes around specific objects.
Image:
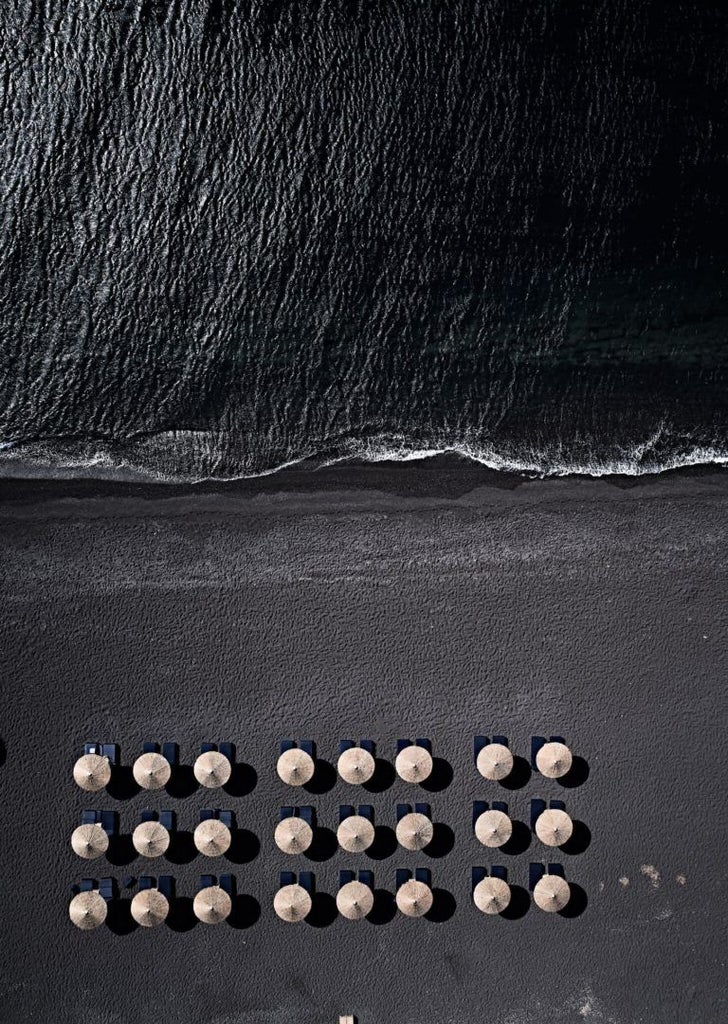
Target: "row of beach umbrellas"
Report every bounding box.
[71,805,574,861]
[73,750,232,792]
[475,807,573,848]
[70,817,232,860]
[74,741,575,792]
[69,872,571,930]
[69,882,233,930]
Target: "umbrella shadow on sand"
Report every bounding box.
[499,755,532,790]
[559,820,592,856]
[366,889,397,926]
[303,759,337,795]
[420,758,454,793]
[305,892,338,928]
[305,826,338,862]
[223,762,257,797]
[105,899,138,935]
[499,884,530,920]
[226,828,261,864]
[164,830,197,865]
[365,825,398,861]
[500,820,532,856]
[164,765,198,800]
[362,758,396,793]
[425,888,456,923]
[166,896,197,932]
[424,823,455,858]
[559,883,588,918]
[106,833,137,867]
[228,894,261,929]
[106,766,140,801]
[556,756,590,789]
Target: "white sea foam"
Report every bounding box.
[0,430,725,483]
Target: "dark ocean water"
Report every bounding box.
[1,0,727,480]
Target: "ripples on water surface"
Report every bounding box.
[1,1,727,479]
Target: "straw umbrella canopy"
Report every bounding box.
[336,880,374,921]
[132,820,170,859]
[533,874,571,912]
[274,883,312,923]
[476,743,514,781]
[69,890,107,930]
[337,747,376,785]
[193,884,232,924]
[193,751,232,789]
[274,816,313,854]
[535,808,574,847]
[194,818,232,857]
[474,809,513,848]
[396,879,433,918]
[337,814,376,853]
[535,742,573,779]
[473,877,511,915]
[131,888,169,928]
[396,812,434,852]
[73,753,111,792]
[276,748,315,787]
[133,752,171,791]
[71,823,109,860]
[395,745,433,784]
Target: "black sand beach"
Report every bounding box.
[1,461,727,1024]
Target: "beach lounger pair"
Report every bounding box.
[139,875,174,898]
[397,802,431,820]
[339,739,375,755]
[338,804,374,822]
[201,742,235,761]
[395,868,431,888]
[80,809,116,835]
[199,874,235,895]
[78,877,115,899]
[139,809,176,830]
[141,741,179,764]
[280,871,314,893]
[279,806,314,825]
[84,742,117,764]
[200,809,234,828]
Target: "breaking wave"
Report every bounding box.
[0,427,725,484]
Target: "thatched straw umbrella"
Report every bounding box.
[71,823,109,860]
[535,808,573,847]
[69,890,107,930]
[131,888,169,928]
[473,877,511,915]
[274,816,313,854]
[274,883,312,922]
[132,820,170,859]
[193,885,232,924]
[336,880,374,920]
[194,818,232,857]
[535,742,572,779]
[476,743,514,781]
[193,751,232,789]
[277,748,315,787]
[474,809,512,848]
[337,747,376,785]
[533,875,570,912]
[396,879,433,918]
[337,814,376,853]
[395,812,434,851]
[395,745,433,784]
[73,754,111,792]
[133,752,171,791]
